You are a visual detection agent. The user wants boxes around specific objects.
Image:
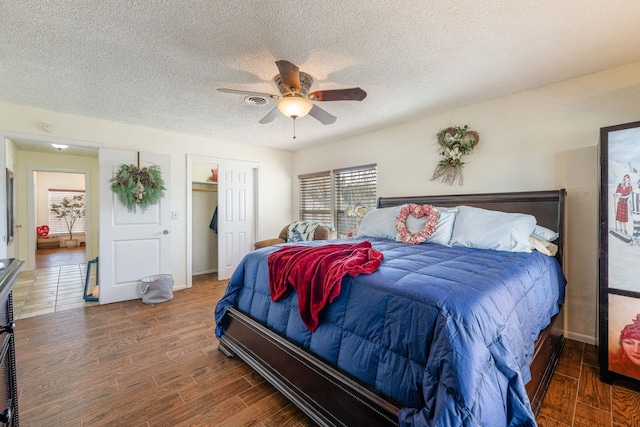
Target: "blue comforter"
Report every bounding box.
[215,238,566,426]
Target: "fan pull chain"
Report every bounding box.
[292,116,297,139]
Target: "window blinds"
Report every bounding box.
[48,190,86,236]
[298,171,332,224]
[298,165,377,238]
[334,164,377,237]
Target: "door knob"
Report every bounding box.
[14,224,21,228]
[163,230,169,234]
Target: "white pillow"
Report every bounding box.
[531,225,559,242]
[450,206,536,253]
[357,205,402,239]
[395,206,458,246]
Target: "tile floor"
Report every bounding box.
[13,251,98,320]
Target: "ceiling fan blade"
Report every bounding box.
[308,87,367,102]
[217,88,279,99]
[275,60,301,91]
[259,107,281,124]
[308,104,337,125]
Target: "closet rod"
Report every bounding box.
[192,188,217,193]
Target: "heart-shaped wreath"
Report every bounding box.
[431,125,479,186]
[396,204,440,244]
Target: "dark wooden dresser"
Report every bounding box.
[0,259,23,426]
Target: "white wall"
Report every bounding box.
[293,61,640,344]
[0,104,293,288]
[192,161,218,183]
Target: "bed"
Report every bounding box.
[214,189,567,426]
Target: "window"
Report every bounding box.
[298,164,377,239]
[48,190,86,236]
[334,165,377,238]
[299,171,332,224]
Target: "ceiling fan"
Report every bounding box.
[217,60,367,126]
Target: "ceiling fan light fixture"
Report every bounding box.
[276,97,313,119]
[218,60,365,126]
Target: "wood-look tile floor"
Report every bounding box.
[15,272,640,426]
[537,339,640,427]
[16,274,315,426]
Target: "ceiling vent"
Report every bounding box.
[244,96,268,106]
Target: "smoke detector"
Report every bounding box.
[244,96,269,106]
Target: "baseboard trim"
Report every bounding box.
[565,330,596,345]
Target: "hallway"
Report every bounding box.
[34,245,87,269]
[13,246,97,320]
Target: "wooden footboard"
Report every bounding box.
[526,307,565,414]
[219,307,401,427]
[219,306,564,426]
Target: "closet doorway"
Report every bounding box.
[186,155,258,287]
[191,161,219,277]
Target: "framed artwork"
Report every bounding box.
[599,120,640,386]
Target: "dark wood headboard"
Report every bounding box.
[377,189,567,265]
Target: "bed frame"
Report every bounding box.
[218,189,567,426]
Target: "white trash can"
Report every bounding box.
[139,274,174,304]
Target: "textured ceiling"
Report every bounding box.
[2,1,640,151]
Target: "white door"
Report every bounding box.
[98,148,171,304]
[217,163,255,280]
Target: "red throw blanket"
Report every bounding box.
[268,241,383,332]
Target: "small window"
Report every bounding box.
[299,171,332,224]
[334,165,377,238]
[298,164,378,238]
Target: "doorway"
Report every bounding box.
[191,161,219,277]
[186,155,259,287]
[33,171,88,268]
[2,132,100,272]
[27,168,92,271]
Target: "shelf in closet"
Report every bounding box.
[192,181,217,192]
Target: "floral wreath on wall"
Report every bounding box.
[110,164,166,213]
[430,125,479,186]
